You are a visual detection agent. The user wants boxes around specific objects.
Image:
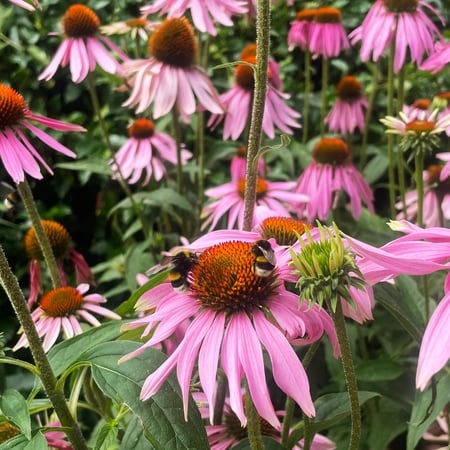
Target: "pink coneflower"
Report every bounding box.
[201,176,306,230]
[109,118,192,185]
[140,0,247,36]
[437,152,450,180]
[119,237,337,429]
[38,4,128,84]
[287,9,317,51]
[396,165,450,227]
[416,286,450,391]
[13,284,120,352]
[24,220,95,307]
[349,0,444,73]
[308,7,350,58]
[101,17,159,41]
[208,54,301,140]
[0,84,84,183]
[294,138,374,221]
[325,75,369,134]
[8,0,41,11]
[43,421,73,449]
[420,40,450,73]
[194,392,336,450]
[121,17,223,122]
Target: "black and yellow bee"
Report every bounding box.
[1,182,20,218]
[251,240,276,277]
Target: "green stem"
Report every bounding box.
[320,58,329,138]
[330,300,361,450]
[387,39,397,217]
[0,246,88,450]
[213,370,228,425]
[414,151,424,227]
[396,66,407,216]
[245,379,264,450]
[360,62,380,169]
[171,109,184,195]
[86,73,150,239]
[17,180,62,289]
[243,0,270,232]
[302,48,311,144]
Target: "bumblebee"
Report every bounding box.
[251,240,276,277]
[167,251,199,292]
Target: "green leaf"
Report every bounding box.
[120,417,155,450]
[0,390,31,439]
[233,436,286,449]
[374,281,423,343]
[56,159,113,176]
[407,374,450,450]
[355,358,404,382]
[362,153,389,184]
[93,421,118,450]
[47,320,128,376]
[82,341,209,450]
[0,432,48,450]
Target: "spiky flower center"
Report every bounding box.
[427,165,450,193]
[437,92,450,102]
[295,9,317,21]
[412,98,431,110]
[190,241,278,314]
[0,84,27,129]
[148,17,196,68]
[290,223,365,311]
[312,138,349,165]
[382,0,418,13]
[337,76,363,101]
[237,177,268,199]
[128,118,155,139]
[125,18,147,28]
[40,286,84,317]
[406,120,435,133]
[260,217,313,246]
[240,43,257,59]
[314,7,342,23]
[62,4,100,38]
[25,220,71,261]
[235,57,256,91]
[0,423,20,444]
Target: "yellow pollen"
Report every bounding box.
[382,0,418,13]
[190,241,278,313]
[25,220,71,261]
[412,98,431,110]
[336,76,363,101]
[406,120,435,133]
[261,217,313,246]
[0,423,20,444]
[148,17,197,68]
[295,9,317,21]
[62,4,100,38]
[125,18,147,28]
[314,7,342,24]
[237,177,268,199]
[312,138,350,165]
[40,286,84,317]
[0,84,27,130]
[128,118,155,139]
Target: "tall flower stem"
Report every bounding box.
[360,62,380,169]
[330,299,361,450]
[302,48,312,144]
[17,180,62,289]
[171,109,184,195]
[319,58,329,138]
[414,152,424,228]
[86,74,150,239]
[386,38,397,217]
[243,0,270,232]
[0,246,88,450]
[396,66,407,216]
[245,379,264,450]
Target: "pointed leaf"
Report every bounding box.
[93,421,118,450]
[0,390,31,439]
[0,431,47,450]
